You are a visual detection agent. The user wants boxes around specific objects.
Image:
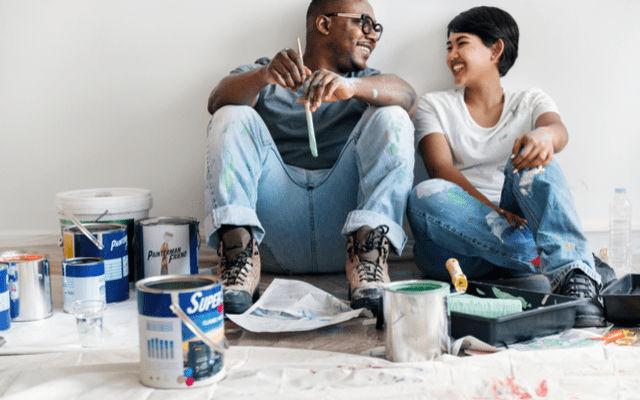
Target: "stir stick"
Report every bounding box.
[297,37,318,158]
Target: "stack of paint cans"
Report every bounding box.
[63,223,129,303]
[0,252,53,323]
[56,188,153,285]
[134,217,200,280]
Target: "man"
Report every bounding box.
[205,0,416,314]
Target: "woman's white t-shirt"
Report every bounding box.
[414,87,559,205]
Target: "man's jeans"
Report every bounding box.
[407,161,601,289]
[205,105,414,274]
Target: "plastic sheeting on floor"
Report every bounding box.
[0,345,639,399]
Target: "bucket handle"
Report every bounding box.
[57,208,104,251]
[169,292,228,354]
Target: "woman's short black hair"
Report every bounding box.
[447,6,519,77]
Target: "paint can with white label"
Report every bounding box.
[136,275,226,389]
[134,217,199,280]
[63,223,129,303]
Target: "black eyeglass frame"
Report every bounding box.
[323,12,383,40]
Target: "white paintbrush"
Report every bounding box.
[297,37,318,158]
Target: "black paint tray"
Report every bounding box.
[601,274,640,325]
[450,281,586,346]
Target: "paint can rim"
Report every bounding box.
[136,274,220,294]
[137,216,198,226]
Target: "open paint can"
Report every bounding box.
[136,275,226,389]
[0,252,52,322]
[382,280,450,362]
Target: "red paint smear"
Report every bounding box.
[531,256,541,267]
[536,379,548,397]
[491,376,533,400]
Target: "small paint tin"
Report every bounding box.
[136,275,225,389]
[62,257,106,313]
[134,217,200,280]
[63,223,129,303]
[0,263,10,331]
[0,252,52,322]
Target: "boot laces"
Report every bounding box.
[560,270,597,299]
[354,225,389,283]
[221,242,254,286]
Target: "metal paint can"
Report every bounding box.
[0,263,10,330]
[63,223,129,303]
[136,275,226,389]
[382,280,450,362]
[0,253,52,322]
[134,217,200,280]
[62,257,107,313]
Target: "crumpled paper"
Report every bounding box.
[227,279,368,332]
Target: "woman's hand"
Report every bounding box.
[496,207,528,228]
[511,128,554,172]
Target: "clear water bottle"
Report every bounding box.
[609,188,632,275]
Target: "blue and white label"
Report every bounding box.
[63,275,106,313]
[0,291,8,312]
[137,279,225,389]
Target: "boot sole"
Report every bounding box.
[224,287,260,316]
[348,284,382,316]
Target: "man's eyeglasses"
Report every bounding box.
[324,13,383,40]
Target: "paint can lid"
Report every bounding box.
[55,188,153,217]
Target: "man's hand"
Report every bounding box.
[299,69,357,112]
[511,128,555,172]
[265,48,311,90]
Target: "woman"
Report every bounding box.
[408,6,604,327]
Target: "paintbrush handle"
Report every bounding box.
[298,37,318,158]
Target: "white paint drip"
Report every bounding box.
[518,166,545,196]
[485,211,510,243]
[416,180,452,199]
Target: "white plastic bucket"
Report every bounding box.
[55,188,153,283]
[55,188,153,223]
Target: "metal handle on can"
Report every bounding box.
[58,207,104,251]
[169,292,228,354]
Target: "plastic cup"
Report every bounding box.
[72,299,106,347]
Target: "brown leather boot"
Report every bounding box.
[216,227,261,314]
[346,225,391,313]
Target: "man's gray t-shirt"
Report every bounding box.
[232,58,380,170]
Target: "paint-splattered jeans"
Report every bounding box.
[407,160,601,289]
[205,105,414,274]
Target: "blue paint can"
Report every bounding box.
[134,217,200,280]
[0,263,10,331]
[136,275,225,388]
[62,257,106,313]
[63,223,129,303]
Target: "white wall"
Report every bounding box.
[1,0,639,243]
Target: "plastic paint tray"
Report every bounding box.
[450,282,587,346]
[601,274,640,325]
